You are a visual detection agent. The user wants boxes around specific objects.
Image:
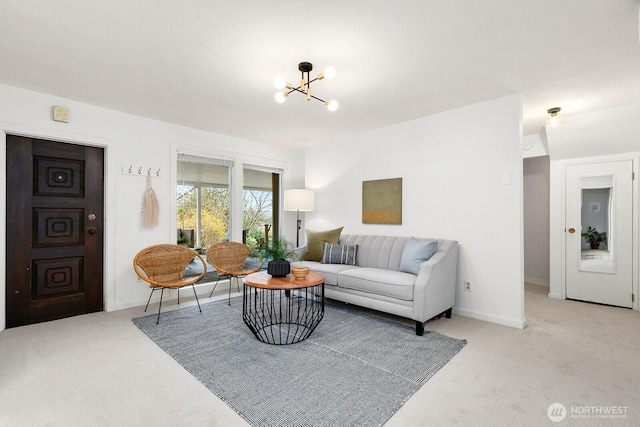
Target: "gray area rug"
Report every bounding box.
[132,297,466,427]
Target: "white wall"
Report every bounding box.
[0,83,305,331]
[523,156,550,285]
[305,95,525,328]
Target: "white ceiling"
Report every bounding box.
[1,0,639,148]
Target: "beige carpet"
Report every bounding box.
[1,283,639,426]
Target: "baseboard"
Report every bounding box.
[111,279,232,312]
[524,276,549,287]
[453,307,526,329]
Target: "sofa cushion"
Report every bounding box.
[302,227,343,261]
[399,238,438,275]
[321,242,359,265]
[338,268,416,301]
[295,261,355,286]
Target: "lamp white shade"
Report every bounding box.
[284,189,315,211]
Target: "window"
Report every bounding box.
[177,154,233,249]
[242,164,282,251]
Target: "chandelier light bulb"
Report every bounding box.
[326,100,338,111]
[323,66,336,79]
[275,92,287,103]
[273,76,286,89]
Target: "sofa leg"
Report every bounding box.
[445,307,452,319]
[415,321,425,336]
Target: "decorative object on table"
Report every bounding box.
[206,242,263,305]
[273,62,338,111]
[142,174,159,228]
[261,238,298,277]
[284,189,315,247]
[132,297,466,427]
[581,226,607,249]
[132,243,205,324]
[362,177,402,224]
[291,266,310,280]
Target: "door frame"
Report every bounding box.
[549,152,639,311]
[1,124,114,331]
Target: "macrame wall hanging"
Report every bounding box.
[142,174,159,228]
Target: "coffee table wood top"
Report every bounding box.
[243,271,324,290]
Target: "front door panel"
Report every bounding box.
[6,135,104,327]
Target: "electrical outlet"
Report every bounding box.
[464,281,471,292]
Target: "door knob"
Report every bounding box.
[88,227,97,235]
[568,228,576,234]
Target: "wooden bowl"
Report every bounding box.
[291,266,310,280]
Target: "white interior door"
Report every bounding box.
[565,160,633,307]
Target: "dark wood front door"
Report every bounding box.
[6,135,104,327]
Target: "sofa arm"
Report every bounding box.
[412,240,458,323]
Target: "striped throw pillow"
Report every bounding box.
[321,242,359,265]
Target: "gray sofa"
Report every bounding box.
[295,234,458,335]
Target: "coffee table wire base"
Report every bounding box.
[243,283,324,345]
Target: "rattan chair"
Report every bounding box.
[133,244,206,324]
[206,242,263,304]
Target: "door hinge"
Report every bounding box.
[632,293,635,303]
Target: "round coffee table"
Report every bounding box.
[242,271,325,345]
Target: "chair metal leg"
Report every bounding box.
[144,287,158,312]
[227,277,233,305]
[209,277,220,298]
[192,285,202,313]
[156,288,164,324]
[177,288,180,305]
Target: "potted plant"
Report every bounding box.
[177,235,192,247]
[581,226,607,249]
[261,238,298,277]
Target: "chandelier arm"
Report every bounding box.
[285,87,326,103]
[309,94,326,103]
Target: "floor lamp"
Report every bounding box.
[284,189,315,247]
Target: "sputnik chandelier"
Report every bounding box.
[273,62,338,111]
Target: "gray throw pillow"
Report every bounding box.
[399,238,438,275]
[321,242,359,265]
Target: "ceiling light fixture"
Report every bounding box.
[274,62,338,111]
[544,107,563,128]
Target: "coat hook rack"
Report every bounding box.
[121,165,163,178]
